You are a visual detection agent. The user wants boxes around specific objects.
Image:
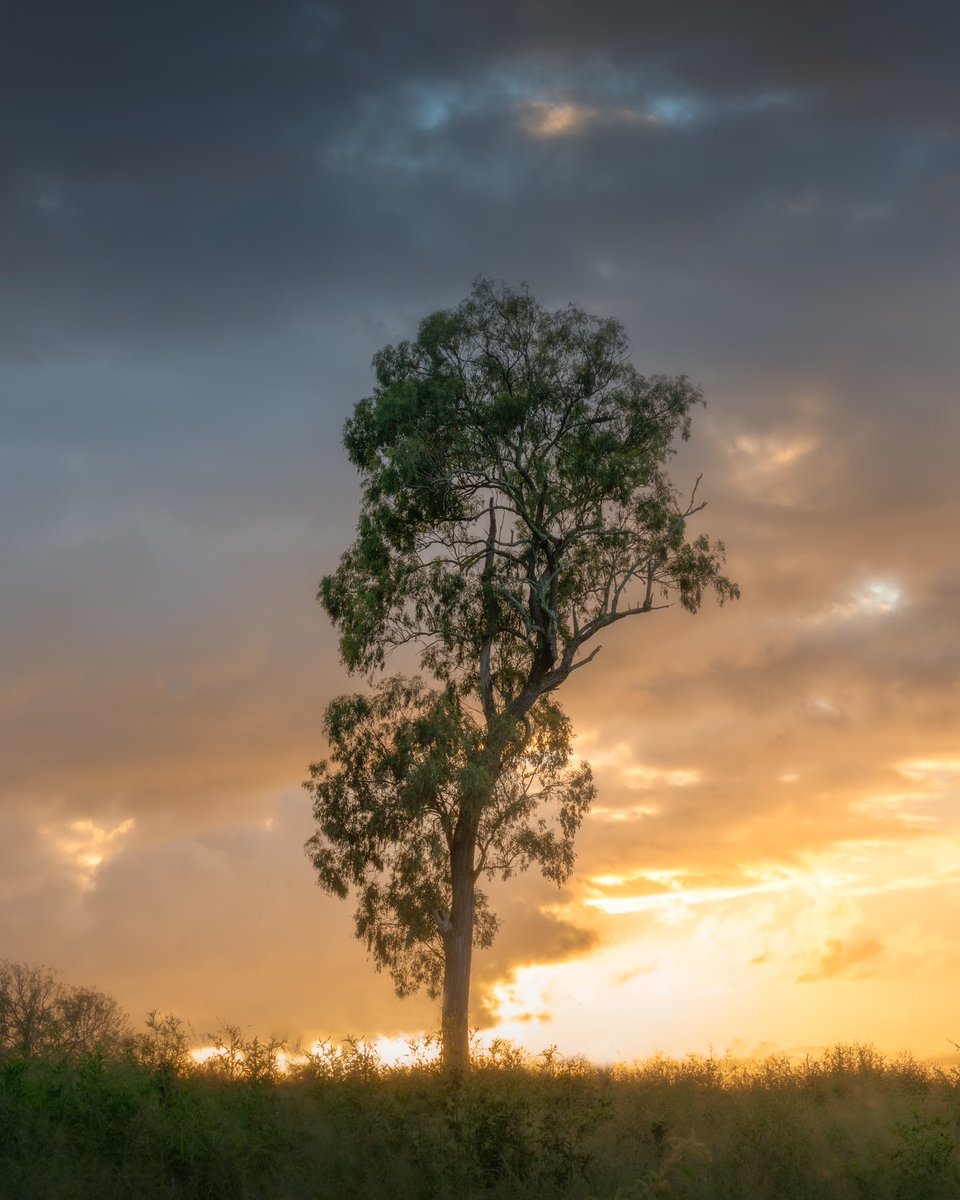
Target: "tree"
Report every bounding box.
[0,959,131,1058]
[306,279,738,1073]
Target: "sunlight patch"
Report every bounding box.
[191,1045,225,1067]
[723,429,820,504]
[808,696,843,720]
[520,86,799,141]
[590,873,630,887]
[806,578,903,624]
[44,816,135,890]
[587,867,683,894]
[852,792,939,827]
[854,581,902,614]
[194,1036,444,1073]
[622,764,700,789]
[519,100,655,138]
[302,1037,439,1071]
[584,873,801,916]
[576,736,701,793]
[470,837,960,1061]
[521,100,590,137]
[486,968,554,1026]
[589,803,660,822]
[732,432,818,470]
[581,859,862,921]
[897,758,960,784]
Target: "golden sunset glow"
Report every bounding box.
[520,101,591,137]
[519,100,655,138]
[43,818,136,891]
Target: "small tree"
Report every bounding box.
[0,960,131,1058]
[0,960,59,1057]
[306,280,738,1072]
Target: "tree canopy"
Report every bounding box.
[321,278,736,714]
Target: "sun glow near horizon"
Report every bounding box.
[471,760,960,1063]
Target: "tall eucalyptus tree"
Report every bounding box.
[306,279,738,1072]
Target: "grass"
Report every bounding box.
[0,1034,958,1199]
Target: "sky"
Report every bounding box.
[2,0,959,1064]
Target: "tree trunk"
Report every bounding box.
[441,833,476,1075]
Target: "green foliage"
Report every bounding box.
[306,676,594,997]
[1,1035,959,1199]
[892,1111,959,1198]
[201,1023,287,1084]
[321,278,737,691]
[0,1051,287,1198]
[134,1010,192,1075]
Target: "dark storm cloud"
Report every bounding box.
[2,0,958,359]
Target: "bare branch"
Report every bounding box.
[568,643,604,673]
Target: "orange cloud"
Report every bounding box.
[797,937,884,982]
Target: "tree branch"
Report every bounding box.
[478,498,499,726]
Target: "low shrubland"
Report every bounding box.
[1,1019,959,1199]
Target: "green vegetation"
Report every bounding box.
[2,1027,958,1199]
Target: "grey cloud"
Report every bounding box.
[2,0,957,358]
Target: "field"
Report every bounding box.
[1,1033,958,1199]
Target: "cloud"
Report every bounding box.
[897,758,960,785]
[474,879,600,990]
[797,936,884,982]
[2,0,956,362]
[576,735,701,794]
[579,861,857,918]
[730,432,819,472]
[42,817,136,892]
[802,579,905,625]
[518,99,656,138]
